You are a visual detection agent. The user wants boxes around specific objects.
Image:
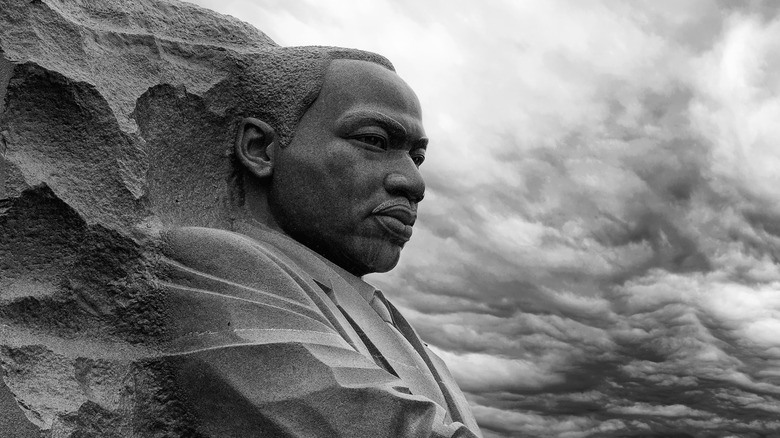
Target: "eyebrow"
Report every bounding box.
[337,110,410,137]
[338,110,428,149]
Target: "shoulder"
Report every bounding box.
[161,226,276,263]
[159,226,309,296]
[161,226,285,269]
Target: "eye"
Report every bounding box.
[410,151,425,167]
[352,134,388,150]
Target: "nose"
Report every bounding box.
[384,157,425,203]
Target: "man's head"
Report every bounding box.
[234,50,428,276]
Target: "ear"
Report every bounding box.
[235,117,277,179]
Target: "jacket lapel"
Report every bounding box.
[234,222,455,419]
[382,298,482,433]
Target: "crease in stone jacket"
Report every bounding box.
[156,223,482,438]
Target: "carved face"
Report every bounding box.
[268,59,428,276]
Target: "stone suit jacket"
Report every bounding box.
[156,224,483,438]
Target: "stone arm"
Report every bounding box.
[156,227,479,438]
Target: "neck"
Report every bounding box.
[238,173,284,233]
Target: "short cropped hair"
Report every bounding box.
[228,46,394,147]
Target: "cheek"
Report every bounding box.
[322,144,379,185]
[323,148,358,177]
[277,150,354,208]
[316,148,378,218]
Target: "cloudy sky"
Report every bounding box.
[185,1,780,436]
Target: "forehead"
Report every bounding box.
[309,59,425,137]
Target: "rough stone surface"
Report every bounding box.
[0,0,275,434]
[0,0,276,230]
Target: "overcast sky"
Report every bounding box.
[185,1,780,436]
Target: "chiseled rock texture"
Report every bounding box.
[0,0,275,435]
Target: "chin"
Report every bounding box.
[340,238,402,276]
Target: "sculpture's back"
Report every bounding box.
[0,1,275,434]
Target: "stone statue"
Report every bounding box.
[0,1,482,437]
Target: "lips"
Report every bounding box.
[372,198,416,243]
